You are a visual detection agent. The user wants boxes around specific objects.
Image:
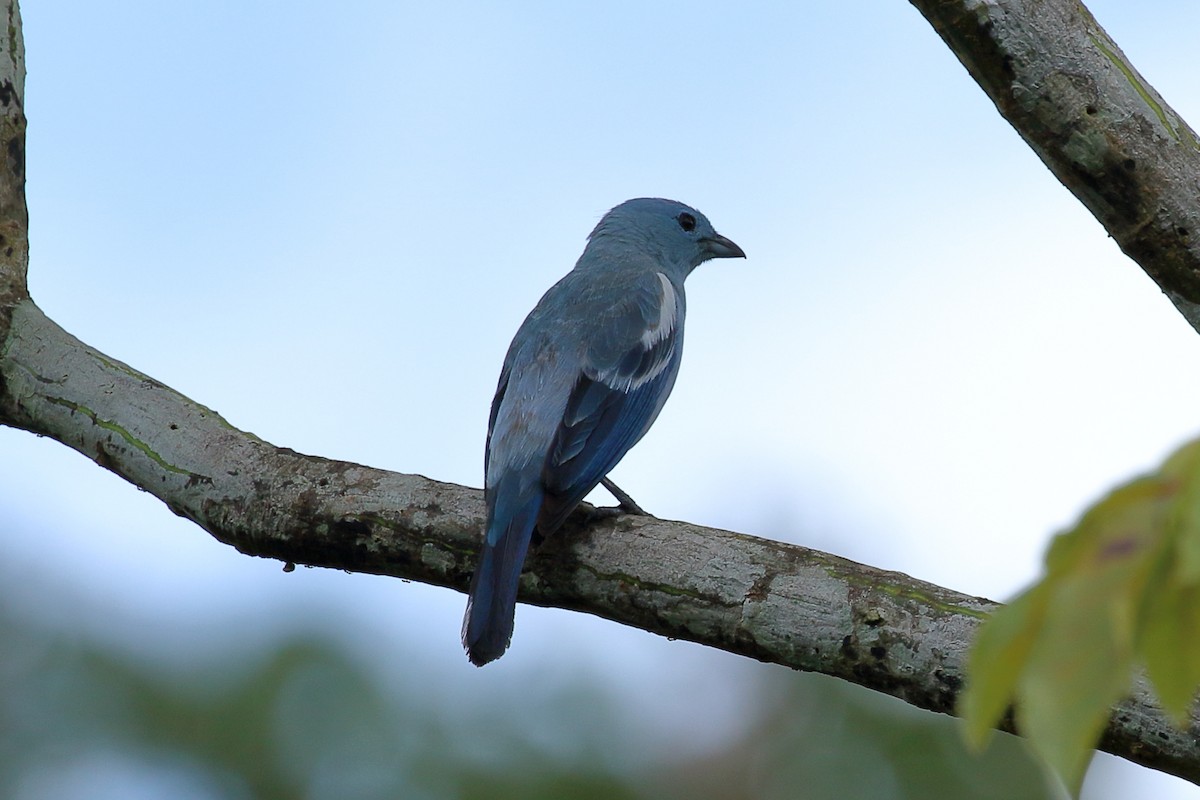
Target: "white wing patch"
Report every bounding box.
[642,273,677,350]
[594,272,678,394]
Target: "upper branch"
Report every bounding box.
[907,0,1200,330]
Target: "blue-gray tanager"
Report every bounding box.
[463,198,745,666]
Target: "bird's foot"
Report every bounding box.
[600,477,650,516]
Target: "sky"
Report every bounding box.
[3,1,1200,797]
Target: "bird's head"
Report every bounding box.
[587,198,745,273]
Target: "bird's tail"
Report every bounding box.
[462,480,542,666]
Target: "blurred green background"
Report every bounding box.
[0,553,1156,799]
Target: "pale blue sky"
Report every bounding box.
[4,2,1200,797]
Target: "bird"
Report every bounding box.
[462,198,745,666]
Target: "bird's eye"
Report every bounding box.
[677,212,696,232]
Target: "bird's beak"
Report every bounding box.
[701,233,746,260]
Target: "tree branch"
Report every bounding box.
[0,0,26,331]
[908,0,1200,331]
[1,297,1199,783]
[4,0,1200,787]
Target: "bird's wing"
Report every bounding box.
[483,358,512,492]
[538,271,682,533]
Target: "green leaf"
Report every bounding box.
[959,585,1049,749]
[962,440,1196,796]
[1015,565,1137,795]
[1139,577,1200,723]
[1161,439,1200,584]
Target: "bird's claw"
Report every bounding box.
[600,477,650,516]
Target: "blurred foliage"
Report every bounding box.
[0,576,1069,800]
[963,437,1200,795]
[761,676,1061,799]
[663,673,1062,800]
[0,601,640,800]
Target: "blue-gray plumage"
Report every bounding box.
[463,198,745,666]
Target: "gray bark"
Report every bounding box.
[3,0,1200,787]
[909,0,1200,331]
